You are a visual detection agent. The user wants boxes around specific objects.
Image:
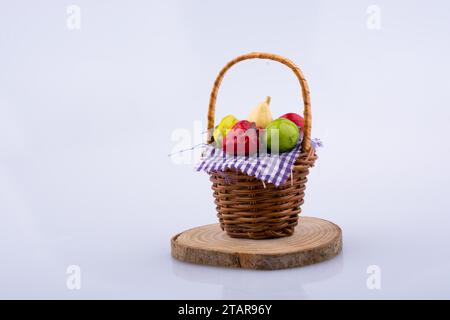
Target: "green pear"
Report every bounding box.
[213,115,238,147]
[265,118,299,153]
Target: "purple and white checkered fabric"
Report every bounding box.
[195,142,303,187]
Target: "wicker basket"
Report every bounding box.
[207,52,317,240]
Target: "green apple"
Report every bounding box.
[265,118,299,153]
[213,115,238,147]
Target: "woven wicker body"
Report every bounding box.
[207,52,317,239]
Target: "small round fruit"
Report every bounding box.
[231,120,256,131]
[265,118,299,153]
[223,121,258,156]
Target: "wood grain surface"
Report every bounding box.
[171,216,342,270]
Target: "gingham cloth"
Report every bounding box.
[195,141,305,187]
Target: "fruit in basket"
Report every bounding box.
[247,96,273,128]
[265,118,299,153]
[231,120,255,132]
[280,113,304,130]
[213,115,238,147]
[223,120,258,156]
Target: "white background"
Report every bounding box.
[1,0,450,299]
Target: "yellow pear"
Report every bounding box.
[247,96,273,128]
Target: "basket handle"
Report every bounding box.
[207,52,312,152]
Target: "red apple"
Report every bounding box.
[280,113,304,129]
[231,120,256,131]
[223,120,258,156]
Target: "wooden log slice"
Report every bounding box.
[171,216,342,270]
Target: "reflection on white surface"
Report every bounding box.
[172,252,344,299]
